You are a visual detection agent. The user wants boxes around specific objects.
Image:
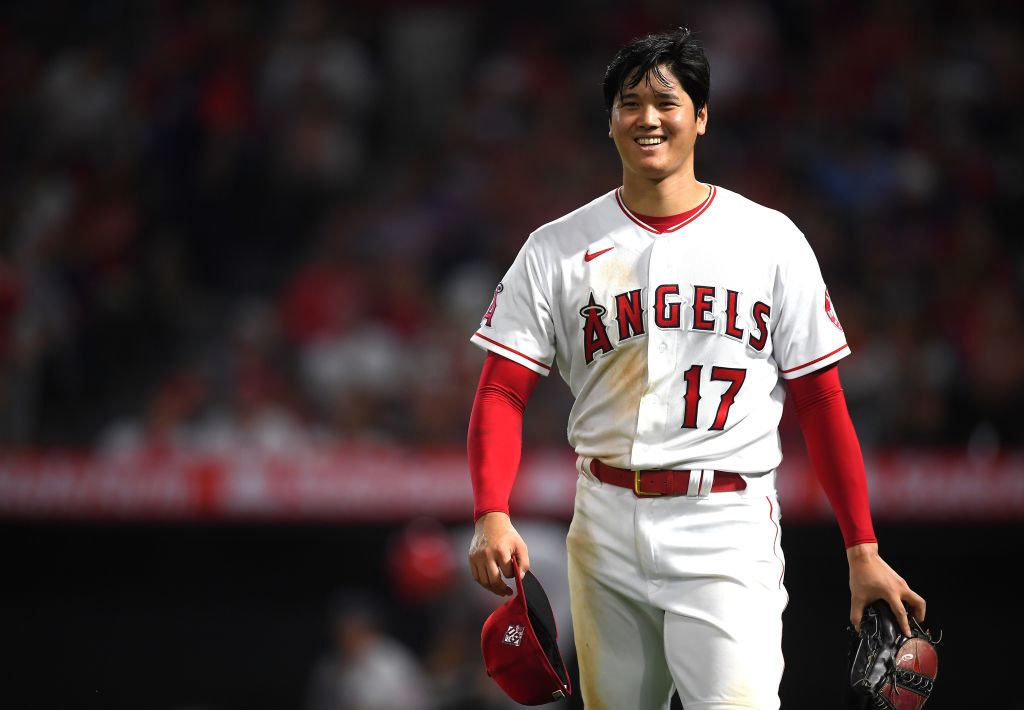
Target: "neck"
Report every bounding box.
[620,169,707,216]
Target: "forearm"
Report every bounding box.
[788,365,876,548]
[468,392,524,520]
[468,353,540,521]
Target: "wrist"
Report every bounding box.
[846,541,879,564]
[474,505,510,522]
[475,510,511,529]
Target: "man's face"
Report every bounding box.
[609,65,707,182]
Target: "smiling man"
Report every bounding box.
[467,28,925,709]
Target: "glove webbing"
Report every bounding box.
[866,657,936,710]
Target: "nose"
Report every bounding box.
[639,103,660,128]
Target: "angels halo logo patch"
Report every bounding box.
[824,288,843,331]
[482,283,504,327]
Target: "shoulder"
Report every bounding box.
[709,185,813,262]
[711,186,801,236]
[527,189,620,249]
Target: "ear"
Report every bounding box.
[696,104,708,136]
[608,118,613,138]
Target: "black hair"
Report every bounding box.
[602,27,711,117]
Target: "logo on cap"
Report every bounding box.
[503,624,526,647]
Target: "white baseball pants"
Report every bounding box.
[566,460,788,710]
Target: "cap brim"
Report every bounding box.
[511,557,571,692]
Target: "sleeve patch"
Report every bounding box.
[481,282,504,327]
[825,288,843,332]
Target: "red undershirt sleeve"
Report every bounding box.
[468,352,541,522]
[786,364,877,548]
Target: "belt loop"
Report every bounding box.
[698,470,715,497]
[686,470,702,498]
[576,455,595,481]
[687,470,714,499]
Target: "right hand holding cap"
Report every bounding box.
[468,512,531,597]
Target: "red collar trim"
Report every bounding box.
[615,185,716,234]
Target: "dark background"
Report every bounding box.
[2,521,1018,709]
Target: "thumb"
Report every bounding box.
[849,601,865,632]
[501,543,530,581]
[514,544,530,578]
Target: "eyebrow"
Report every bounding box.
[619,90,680,101]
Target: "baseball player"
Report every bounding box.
[467,28,925,709]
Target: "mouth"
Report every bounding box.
[634,136,665,146]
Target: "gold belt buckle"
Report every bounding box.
[634,470,662,496]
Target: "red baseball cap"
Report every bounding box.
[481,557,572,705]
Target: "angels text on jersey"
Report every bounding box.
[577,284,771,365]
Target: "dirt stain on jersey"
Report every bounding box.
[610,337,648,411]
[575,338,649,467]
[596,253,639,294]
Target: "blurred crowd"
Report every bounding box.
[301,518,576,710]
[0,0,1021,452]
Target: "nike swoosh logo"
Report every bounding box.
[584,247,614,262]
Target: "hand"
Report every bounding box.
[468,512,530,597]
[847,542,926,637]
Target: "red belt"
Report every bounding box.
[590,460,747,497]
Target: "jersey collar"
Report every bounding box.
[615,184,716,234]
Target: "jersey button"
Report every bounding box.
[658,342,667,353]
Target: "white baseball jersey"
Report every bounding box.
[471,184,849,473]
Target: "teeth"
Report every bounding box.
[636,137,664,145]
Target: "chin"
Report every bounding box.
[630,164,676,181]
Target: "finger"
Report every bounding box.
[469,540,512,596]
[482,569,511,596]
[515,545,530,578]
[471,558,490,590]
[887,598,912,637]
[499,540,524,581]
[471,554,508,596]
[468,546,488,586]
[486,555,513,596]
[495,553,512,581]
[904,589,926,624]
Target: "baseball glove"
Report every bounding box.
[848,600,940,710]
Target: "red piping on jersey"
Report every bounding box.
[615,185,716,234]
[779,344,850,374]
[473,332,552,371]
